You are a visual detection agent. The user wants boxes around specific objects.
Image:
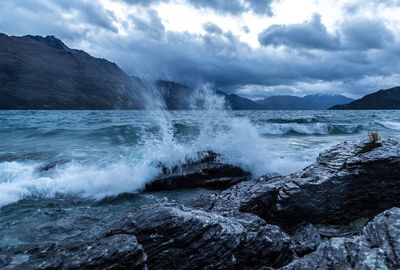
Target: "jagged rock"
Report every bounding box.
[194,140,400,229]
[189,173,282,212]
[107,203,293,269]
[290,223,321,257]
[145,151,251,191]
[282,207,400,269]
[0,234,146,270]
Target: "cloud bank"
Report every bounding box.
[0,0,399,98]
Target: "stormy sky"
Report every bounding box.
[0,0,399,99]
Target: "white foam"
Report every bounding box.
[0,84,307,207]
[258,123,330,135]
[381,121,400,131]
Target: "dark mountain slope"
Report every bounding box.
[216,91,262,110]
[157,80,193,110]
[256,95,304,110]
[0,34,141,109]
[330,86,400,110]
[302,94,353,110]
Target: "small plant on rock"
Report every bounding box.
[368,131,380,143]
[358,131,382,154]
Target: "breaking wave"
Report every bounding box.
[2,85,399,208]
[379,121,400,131]
[0,84,285,207]
[257,123,362,135]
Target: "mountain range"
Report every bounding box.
[254,94,353,110]
[1,33,398,110]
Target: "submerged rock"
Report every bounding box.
[145,151,251,191]
[194,139,400,229]
[107,203,293,269]
[283,208,400,269]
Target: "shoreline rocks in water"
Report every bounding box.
[145,151,251,191]
[193,139,400,229]
[2,139,400,269]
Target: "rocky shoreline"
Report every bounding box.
[2,139,400,269]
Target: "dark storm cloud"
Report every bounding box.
[193,0,274,15]
[258,14,340,50]
[0,0,399,98]
[103,11,400,98]
[258,14,396,51]
[101,17,399,90]
[0,0,117,43]
[130,9,165,41]
[121,0,275,16]
[55,0,118,32]
[246,0,274,16]
[203,22,223,34]
[340,18,395,50]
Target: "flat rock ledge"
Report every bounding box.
[2,139,400,269]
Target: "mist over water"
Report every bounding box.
[1,84,400,208]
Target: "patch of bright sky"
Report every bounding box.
[101,0,399,47]
[155,0,344,48]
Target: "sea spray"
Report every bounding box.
[2,84,380,207]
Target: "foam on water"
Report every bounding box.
[380,121,400,131]
[2,86,399,208]
[0,83,279,207]
[257,122,363,135]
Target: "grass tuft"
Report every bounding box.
[358,131,382,154]
[368,131,380,143]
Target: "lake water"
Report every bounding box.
[1,109,400,246]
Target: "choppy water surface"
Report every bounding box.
[1,109,400,246]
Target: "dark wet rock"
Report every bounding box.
[290,223,321,257]
[316,217,369,238]
[146,163,250,191]
[94,192,141,205]
[195,139,400,229]
[282,207,400,269]
[145,151,251,191]
[190,174,283,216]
[0,234,146,270]
[3,139,400,269]
[107,203,293,269]
[37,159,71,172]
[189,173,282,212]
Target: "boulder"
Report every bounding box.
[145,151,251,191]
[107,203,293,269]
[282,207,400,269]
[193,140,400,229]
[290,223,321,257]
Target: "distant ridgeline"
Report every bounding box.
[330,86,400,110]
[6,33,397,110]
